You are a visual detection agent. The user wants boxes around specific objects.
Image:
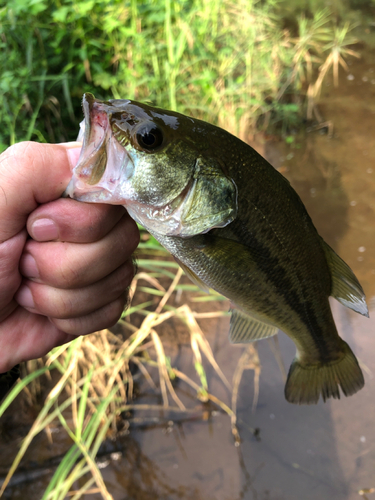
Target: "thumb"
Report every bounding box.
[0,142,81,241]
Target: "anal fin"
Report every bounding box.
[229,308,278,343]
[321,239,369,317]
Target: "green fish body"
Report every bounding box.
[65,93,368,404]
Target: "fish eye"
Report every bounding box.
[136,123,164,151]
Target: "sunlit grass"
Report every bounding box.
[359,487,375,500]
[306,20,360,121]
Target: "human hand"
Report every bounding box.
[0,141,139,373]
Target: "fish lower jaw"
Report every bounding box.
[63,182,128,205]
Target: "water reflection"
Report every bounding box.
[104,435,205,500]
[277,49,375,307]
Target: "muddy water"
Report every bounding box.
[2,46,375,500]
[95,51,375,499]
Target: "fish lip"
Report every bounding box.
[81,93,92,146]
[82,92,109,149]
[77,92,101,145]
[67,187,109,201]
[69,94,113,187]
[63,177,127,204]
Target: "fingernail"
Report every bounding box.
[30,218,59,241]
[20,253,39,279]
[59,143,82,169]
[15,285,35,309]
[58,141,82,147]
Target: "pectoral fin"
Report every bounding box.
[178,156,237,236]
[321,239,369,317]
[188,233,288,332]
[174,258,210,293]
[230,308,278,343]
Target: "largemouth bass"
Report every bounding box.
[65,93,368,405]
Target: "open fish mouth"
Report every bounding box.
[63,94,134,203]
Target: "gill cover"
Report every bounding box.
[131,153,238,237]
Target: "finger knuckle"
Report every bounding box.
[53,296,126,336]
[120,215,140,255]
[105,296,127,326]
[34,289,74,319]
[113,260,136,293]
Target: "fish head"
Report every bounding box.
[65,93,237,237]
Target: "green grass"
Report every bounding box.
[0,0,361,151]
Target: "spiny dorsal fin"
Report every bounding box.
[229,308,278,343]
[285,340,364,404]
[174,257,210,293]
[321,239,369,317]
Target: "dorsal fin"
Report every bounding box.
[229,308,278,343]
[321,239,369,317]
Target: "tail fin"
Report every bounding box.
[285,341,364,404]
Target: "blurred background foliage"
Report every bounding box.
[0,0,371,152]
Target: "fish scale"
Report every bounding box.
[64,93,368,405]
